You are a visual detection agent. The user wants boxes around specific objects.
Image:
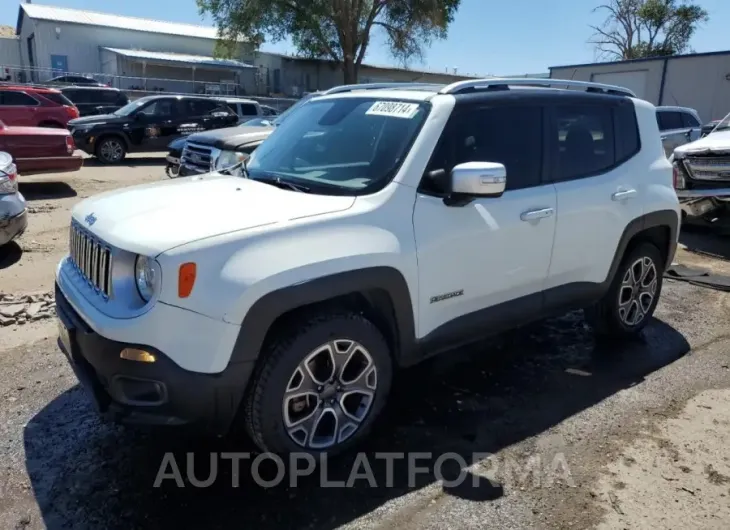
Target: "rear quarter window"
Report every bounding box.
[613,102,641,163]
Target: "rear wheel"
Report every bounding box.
[244,312,393,455]
[95,136,126,164]
[586,242,664,336]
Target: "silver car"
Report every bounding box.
[656,106,702,158]
[0,152,27,247]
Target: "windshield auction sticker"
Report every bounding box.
[366,101,420,119]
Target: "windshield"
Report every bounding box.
[113,97,154,116]
[245,97,429,194]
[271,93,319,126]
[710,111,730,134]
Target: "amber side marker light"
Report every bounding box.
[178,262,197,298]
[120,348,157,363]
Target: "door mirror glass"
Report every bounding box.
[450,161,506,197]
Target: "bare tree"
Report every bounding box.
[589,0,708,61]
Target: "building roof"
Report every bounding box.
[103,48,257,70]
[550,49,730,71]
[18,3,225,40]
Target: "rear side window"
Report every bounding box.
[0,91,39,106]
[681,112,700,128]
[553,104,615,181]
[657,111,683,131]
[61,89,88,103]
[613,102,641,163]
[40,92,74,106]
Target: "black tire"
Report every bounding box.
[95,136,127,164]
[586,242,664,336]
[244,311,393,455]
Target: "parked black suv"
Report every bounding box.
[61,86,129,117]
[68,95,239,163]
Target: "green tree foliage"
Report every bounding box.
[589,0,708,60]
[197,0,461,85]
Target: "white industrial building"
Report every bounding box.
[550,51,730,123]
[0,2,475,97]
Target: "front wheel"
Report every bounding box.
[95,137,126,164]
[243,312,393,455]
[586,242,664,336]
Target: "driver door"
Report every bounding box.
[133,98,180,152]
[413,103,557,340]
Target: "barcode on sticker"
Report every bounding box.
[365,101,420,119]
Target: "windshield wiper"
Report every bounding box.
[257,175,310,193]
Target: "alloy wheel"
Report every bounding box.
[100,140,123,163]
[282,339,378,450]
[618,256,657,326]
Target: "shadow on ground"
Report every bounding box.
[24,313,689,530]
[0,241,22,269]
[83,156,166,168]
[19,182,77,201]
[680,221,730,262]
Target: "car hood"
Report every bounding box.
[674,130,730,157]
[68,114,127,126]
[71,173,355,256]
[187,125,274,150]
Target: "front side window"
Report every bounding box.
[681,112,700,128]
[657,111,683,131]
[246,97,429,194]
[240,103,258,116]
[114,97,155,116]
[553,104,615,181]
[138,99,177,118]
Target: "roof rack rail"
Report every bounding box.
[439,78,636,98]
[324,82,443,94]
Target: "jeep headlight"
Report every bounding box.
[134,255,160,302]
[215,150,247,171]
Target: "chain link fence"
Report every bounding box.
[0,64,298,111]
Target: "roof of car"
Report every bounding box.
[0,84,61,93]
[656,106,699,114]
[60,86,121,92]
[214,97,258,104]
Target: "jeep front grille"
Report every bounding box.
[69,223,113,298]
[684,156,730,182]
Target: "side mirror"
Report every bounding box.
[445,162,506,206]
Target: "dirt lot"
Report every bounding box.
[1,159,730,530]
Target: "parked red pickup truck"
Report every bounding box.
[0,120,83,175]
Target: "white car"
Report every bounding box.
[55,79,680,455]
[0,152,27,247]
[672,110,730,218]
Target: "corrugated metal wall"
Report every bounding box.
[550,54,730,123]
[0,37,21,69]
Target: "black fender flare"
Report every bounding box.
[604,209,679,285]
[228,266,417,368]
[94,129,132,150]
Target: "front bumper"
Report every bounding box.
[0,208,28,246]
[71,132,95,155]
[55,283,255,434]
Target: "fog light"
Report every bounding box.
[120,348,157,363]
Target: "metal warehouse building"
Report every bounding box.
[0,3,475,97]
[550,51,730,123]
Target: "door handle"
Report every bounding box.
[612,189,637,201]
[520,207,554,221]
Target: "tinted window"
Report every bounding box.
[426,105,543,192]
[182,99,216,116]
[63,89,92,104]
[614,102,641,163]
[553,104,615,180]
[681,112,700,128]
[0,91,38,106]
[240,103,259,116]
[657,111,683,131]
[138,99,177,117]
[41,92,74,106]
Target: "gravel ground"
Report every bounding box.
[1,159,730,529]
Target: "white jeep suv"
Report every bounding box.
[55,79,680,455]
